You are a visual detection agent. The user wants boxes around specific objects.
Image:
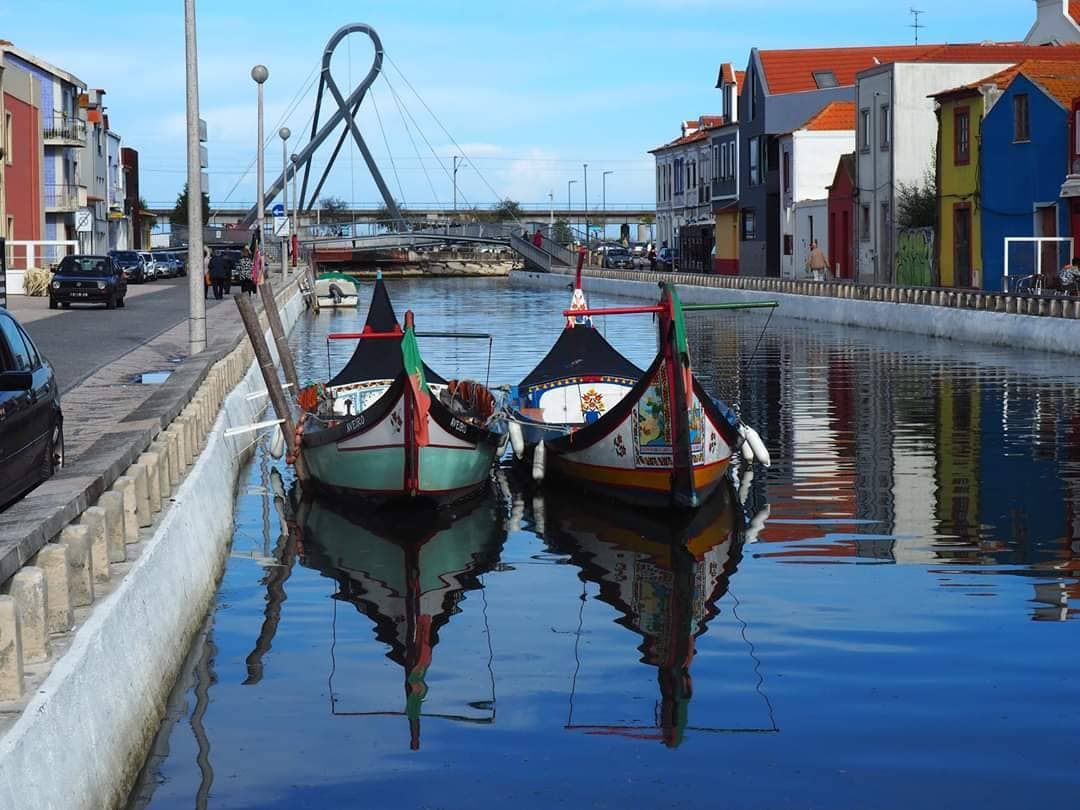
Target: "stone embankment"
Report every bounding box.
[519,269,1080,357]
[0,280,303,810]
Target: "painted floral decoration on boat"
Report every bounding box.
[580,388,606,415]
[614,434,627,457]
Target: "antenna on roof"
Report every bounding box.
[909,8,926,45]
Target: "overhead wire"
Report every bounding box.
[369,84,408,209]
[382,73,441,205]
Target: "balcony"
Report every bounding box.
[44,183,87,212]
[43,114,87,146]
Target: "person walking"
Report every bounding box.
[203,246,212,299]
[532,229,544,249]
[208,250,230,300]
[806,239,830,282]
[237,247,256,295]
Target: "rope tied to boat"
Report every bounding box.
[286,412,309,465]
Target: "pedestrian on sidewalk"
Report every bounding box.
[806,240,830,282]
[533,229,544,249]
[203,247,212,299]
[208,251,230,300]
[237,247,256,296]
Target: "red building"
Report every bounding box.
[2,61,43,262]
[827,153,856,281]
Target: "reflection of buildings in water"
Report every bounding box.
[295,495,506,750]
[536,485,777,747]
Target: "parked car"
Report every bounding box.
[657,247,677,272]
[604,247,633,269]
[162,252,185,277]
[151,252,174,278]
[139,252,158,281]
[49,254,128,310]
[173,252,188,277]
[109,250,147,283]
[0,307,63,509]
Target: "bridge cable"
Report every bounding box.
[382,73,441,206]
[385,54,520,222]
[381,73,476,210]
[369,85,408,212]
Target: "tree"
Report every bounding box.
[490,198,524,222]
[136,196,156,225]
[373,201,408,232]
[319,196,348,215]
[169,182,210,225]
[897,166,937,231]
[552,218,572,245]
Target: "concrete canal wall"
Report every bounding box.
[0,286,305,810]
[514,270,1080,358]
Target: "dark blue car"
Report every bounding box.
[49,254,128,310]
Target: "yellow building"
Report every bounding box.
[932,67,1017,289]
[713,203,739,274]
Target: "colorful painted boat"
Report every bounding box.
[295,492,505,750]
[534,484,771,747]
[297,277,505,504]
[507,267,769,509]
[314,272,359,308]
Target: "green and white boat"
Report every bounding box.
[296,277,505,504]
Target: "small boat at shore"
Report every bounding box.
[506,261,771,509]
[314,272,359,308]
[296,277,505,504]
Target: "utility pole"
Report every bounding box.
[453,155,459,213]
[251,64,269,282]
[279,126,290,279]
[548,190,554,236]
[184,0,205,354]
[568,179,577,243]
[909,8,925,45]
[290,152,299,264]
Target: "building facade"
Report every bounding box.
[827,154,857,280]
[1,52,45,254]
[711,63,742,274]
[651,116,723,258]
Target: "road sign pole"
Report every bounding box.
[184,0,206,354]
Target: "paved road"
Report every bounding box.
[9,277,233,393]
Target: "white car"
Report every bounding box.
[138,252,158,281]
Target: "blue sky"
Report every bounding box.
[2,1,1036,211]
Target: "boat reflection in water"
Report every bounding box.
[534,482,776,747]
[294,491,506,750]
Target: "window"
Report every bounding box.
[0,314,32,373]
[1075,109,1080,157]
[880,202,892,267]
[813,71,838,89]
[879,104,891,149]
[783,234,793,255]
[4,111,11,165]
[783,149,791,194]
[6,215,14,240]
[16,324,40,370]
[749,137,760,185]
[954,107,971,166]
[860,108,871,151]
[748,71,757,121]
[860,205,871,240]
[1014,94,1030,142]
[712,144,720,181]
[742,209,756,240]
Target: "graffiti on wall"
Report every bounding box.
[895,228,935,287]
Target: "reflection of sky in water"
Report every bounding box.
[130,278,1080,810]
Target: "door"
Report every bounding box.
[954,206,972,288]
[1071,200,1080,260]
[0,313,40,498]
[841,209,852,279]
[1038,205,1058,277]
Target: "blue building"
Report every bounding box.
[979,61,1080,291]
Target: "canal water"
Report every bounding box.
[128,278,1080,809]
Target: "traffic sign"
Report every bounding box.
[75,208,93,233]
[273,216,290,237]
[271,203,285,218]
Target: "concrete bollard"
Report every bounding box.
[1006,296,1017,314]
[185,415,198,460]
[138,452,162,514]
[150,441,172,500]
[0,596,24,701]
[1038,298,1050,316]
[32,545,72,634]
[112,476,139,544]
[59,524,94,607]
[164,431,181,486]
[169,424,188,474]
[4,568,49,664]
[79,507,111,585]
[130,463,152,528]
[1050,298,1062,318]
[97,492,126,563]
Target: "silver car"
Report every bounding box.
[138,252,158,281]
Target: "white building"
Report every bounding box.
[854,59,1018,283]
[651,115,724,251]
[1026,0,1080,44]
[778,101,855,279]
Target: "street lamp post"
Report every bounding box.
[453,155,459,213]
[567,180,577,243]
[290,153,300,260]
[548,191,554,236]
[184,0,205,354]
[583,163,589,247]
[602,170,613,242]
[251,64,269,282]
[279,126,290,279]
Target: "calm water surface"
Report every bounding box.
[128,278,1080,809]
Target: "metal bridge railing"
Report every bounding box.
[509,234,553,273]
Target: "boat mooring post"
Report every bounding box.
[258,278,301,394]
[235,294,309,483]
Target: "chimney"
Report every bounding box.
[1027,0,1079,45]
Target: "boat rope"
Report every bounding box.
[728,587,779,732]
[286,412,308,465]
[741,307,775,379]
[565,579,588,728]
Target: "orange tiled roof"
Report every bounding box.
[934,60,1080,107]
[800,100,857,131]
[649,119,725,153]
[932,64,1024,98]
[1071,1,1080,25]
[719,62,736,87]
[757,42,1080,95]
[736,70,746,96]
[699,115,726,127]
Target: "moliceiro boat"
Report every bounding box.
[296,278,505,504]
[507,265,771,509]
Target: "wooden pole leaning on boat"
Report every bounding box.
[234,293,310,483]
[258,277,302,393]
